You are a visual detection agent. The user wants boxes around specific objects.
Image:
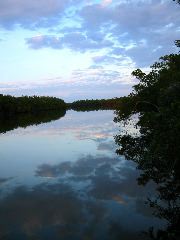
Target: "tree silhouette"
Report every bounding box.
[114,46,180,239]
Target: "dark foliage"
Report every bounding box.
[175,40,180,48]
[173,0,180,4]
[114,48,180,239]
[0,95,66,114]
[68,98,123,111]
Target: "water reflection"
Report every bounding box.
[0,110,165,239]
[0,110,66,134]
[114,109,180,239]
[0,158,159,240]
[0,177,13,186]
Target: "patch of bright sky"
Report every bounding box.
[0,28,94,83]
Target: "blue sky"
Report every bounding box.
[0,0,179,101]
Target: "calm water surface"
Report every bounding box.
[0,110,164,240]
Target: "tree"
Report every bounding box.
[173,0,180,4]
[175,40,180,48]
[114,45,180,239]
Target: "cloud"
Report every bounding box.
[79,0,180,66]
[62,32,113,51]
[80,0,180,32]
[92,54,134,68]
[0,0,69,29]
[26,35,62,49]
[23,0,180,67]
[101,0,113,7]
[71,67,124,84]
[26,32,113,52]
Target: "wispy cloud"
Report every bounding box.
[0,73,133,101]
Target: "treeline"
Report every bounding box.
[0,94,66,114]
[68,98,124,111]
[0,94,125,115]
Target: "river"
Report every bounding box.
[0,110,165,240]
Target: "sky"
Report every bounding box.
[0,0,179,101]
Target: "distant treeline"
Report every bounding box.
[0,94,66,114]
[0,94,126,115]
[68,98,124,111]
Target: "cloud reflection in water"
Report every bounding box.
[0,111,165,239]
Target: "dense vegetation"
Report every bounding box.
[0,94,126,115]
[173,0,180,4]
[68,98,123,111]
[0,94,66,114]
[114,44,180,239]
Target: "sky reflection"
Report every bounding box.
[0,110,165,239]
